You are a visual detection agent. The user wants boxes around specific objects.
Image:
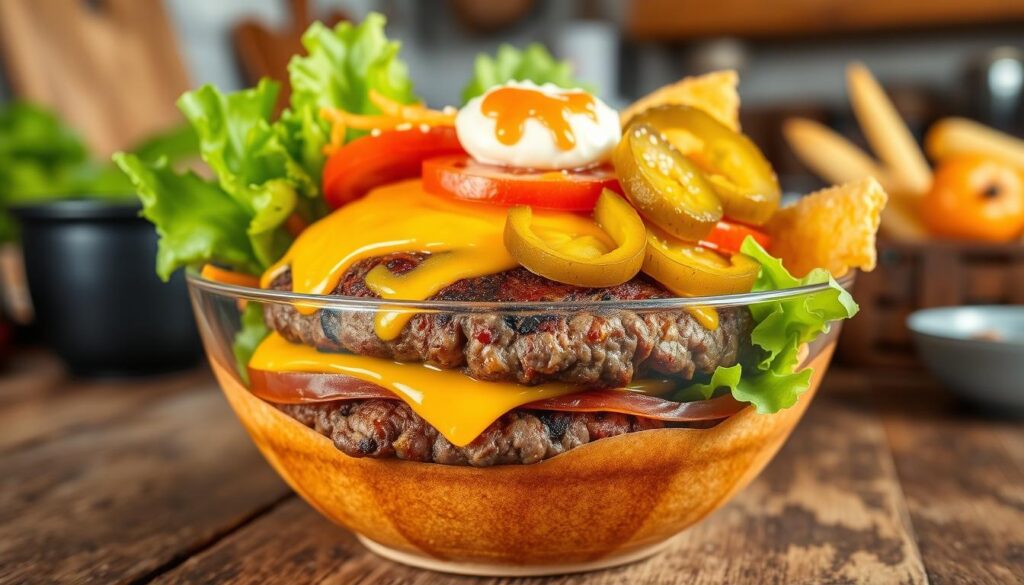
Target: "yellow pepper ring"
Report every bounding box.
[612,124,723,242]
[504,189,645,288]
[643,229,759,297]
[628,105,781,226]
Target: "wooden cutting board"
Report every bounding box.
[0,0,190,157]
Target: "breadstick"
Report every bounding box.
[783,117,895,193]
[926,117,1024,168]
[847,63,932,197]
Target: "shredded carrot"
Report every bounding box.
[368,89,425,118]
[368,91,456,125]
[323,117,348,156]
[367,90,457,126]
[200,264,260,288]
[319,92,457,155]
[321,107,403,130]
[406,109,457,126]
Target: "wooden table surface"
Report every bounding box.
[1,351,1021,584]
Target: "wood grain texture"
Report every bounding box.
[0,0,189,156]
[152,384,927,584]
[0,373,289,585]
[874,372,1024,584]
[0,353,208,453]
[627,0,1024,39]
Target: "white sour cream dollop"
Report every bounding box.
[455,80,620,170]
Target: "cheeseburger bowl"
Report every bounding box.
[114,11,887,577]
[189,272,850,575]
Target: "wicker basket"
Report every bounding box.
[838,240,1024,367]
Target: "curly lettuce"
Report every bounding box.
[178,79,317,267]
[682,238,858,413]
[115,12,415,280]
[461,44,586,103]
[113,154,259,280]
[283,13,417,176]
[233,302,270,383]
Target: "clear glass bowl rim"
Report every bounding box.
[186,269,856,314]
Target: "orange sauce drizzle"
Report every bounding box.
[481,86,596,151]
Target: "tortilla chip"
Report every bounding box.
[621,70,740,131]
[766,177,887,278]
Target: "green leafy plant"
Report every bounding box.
[681,238,858,413]
[115,12,419,281]
[283,13,417,176]
[461,43,586,103]
[0,101,198,241]
[113,12,421,372]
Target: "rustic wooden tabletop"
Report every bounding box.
[1,351,1021,584]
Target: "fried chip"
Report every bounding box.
[766,177,887,278]
[621,70,740,131]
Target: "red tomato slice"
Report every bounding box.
[699,220,772,256]
[422,155,622,211]
[323,126,465,208]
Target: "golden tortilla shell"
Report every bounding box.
[211,344,833,567]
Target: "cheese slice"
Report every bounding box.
[250,333,581,447]
[260,179,611,340]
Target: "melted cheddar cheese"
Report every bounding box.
[250,333,581,446]
[261,179,613,339]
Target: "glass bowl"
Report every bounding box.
[187,272,850,576]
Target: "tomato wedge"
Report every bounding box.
[423,155,621,211]
[247,367,746,422]
[699,220,772,256]
[323,126,464,208]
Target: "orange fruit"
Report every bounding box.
[920,154,1024,242]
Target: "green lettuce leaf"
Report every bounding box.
[130,123,200,165]
[461,43,585,103]
[113,153,259,280]
[679,238,858,413]
[232,302,270,383]
[115,12,413,280]
[285,13,417,175]
[178,79,318,267]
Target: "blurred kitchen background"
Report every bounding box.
[5,0,1024,190]
[1,0,1023,381]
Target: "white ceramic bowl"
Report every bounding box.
[908,305,1024,415]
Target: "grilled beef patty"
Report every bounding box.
[265,253,753,386]
[279,400,668,466]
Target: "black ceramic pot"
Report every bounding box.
[14,199,200,376]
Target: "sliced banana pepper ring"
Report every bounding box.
[504,189,645,288]
[613,124,723,241]
[628,105,781,226]
[643,228,759,297]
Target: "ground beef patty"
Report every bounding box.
[279,400,666,466]
[265,253,754,386]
